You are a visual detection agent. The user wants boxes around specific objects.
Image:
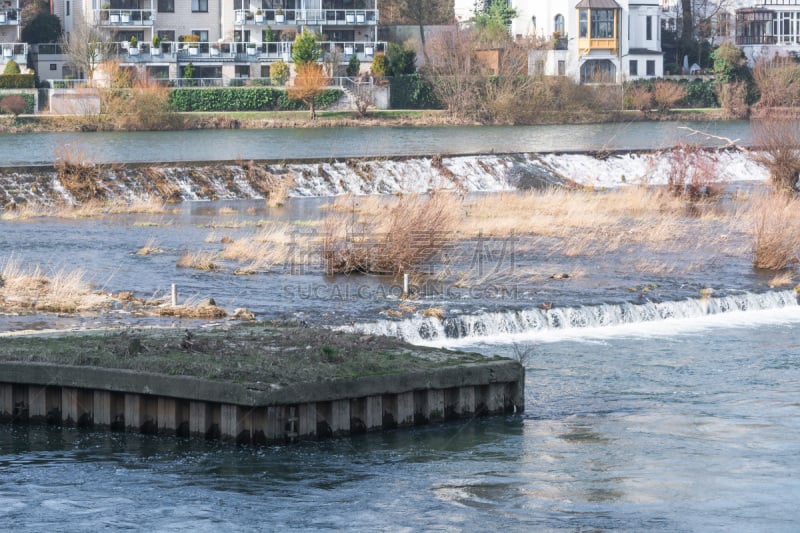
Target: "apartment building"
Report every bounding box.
[456,0,664,83]
[44,0,382,82]
[0,0,28,72]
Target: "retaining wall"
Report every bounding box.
[0,360,524,444]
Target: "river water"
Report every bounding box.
[0,120,752,165]
[2,121,800,531]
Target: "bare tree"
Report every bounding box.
[753,118,800,193]
[397,0,452,64]
[62,17,115,84]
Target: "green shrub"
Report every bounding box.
[270,60,289,85]
[3,59,20,75]
[371,53,387,77]
[390,73,441,109]
[168,87,341,111]
[346,53,360,77]
[0,74,35,89]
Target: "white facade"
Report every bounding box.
[736,0,800,64]
[0,0,28,71]
[456,0,664,83]
[48,0,383,82]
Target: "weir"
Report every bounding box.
[347,290,800,344]
[0,360,524,445]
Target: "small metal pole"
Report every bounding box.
[171,284,177,306]
[403,273,409,295]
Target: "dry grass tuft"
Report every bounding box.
[54,146,105,203]
[768,270,794,287]
[136,238,163,256]
[748,192,800,270]
[177,251,222,271]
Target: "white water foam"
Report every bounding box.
[344,290,800,347]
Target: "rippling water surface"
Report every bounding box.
[3,319,800,531]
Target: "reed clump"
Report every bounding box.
[177,251,222,271]
[321,192,460,275]
[748,192,800,270]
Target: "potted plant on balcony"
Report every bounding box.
[246,41,258,55]
[121,11,131,23]
[151,35,161,55]
[0,12,6,24]
[181,34,200,55]
[109,6,120,23]
[100,3,110,21]
[255,8,264,23]
[210,42,220,56]
[275,7,284,23]
[129,35,139,55]
[346,11,355,23]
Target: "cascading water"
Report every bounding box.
[343,290,800,344]
[0,150,767,207]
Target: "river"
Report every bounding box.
[0,120,752,165]
[2,121,799,531]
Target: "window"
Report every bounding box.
[66,1,70,16]
[157,30,175,43]
[557,60,566,76]
[158,0,174,13]
[192,30,209,42]
[646,16,652,40]
[579,10,587,38]
[646,60,655,76]
[50,63,57,71]
[192,0,208,12]
[554,14,564,35]
[591,9,615,39]
[629,60,638,76]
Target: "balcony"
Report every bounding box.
[0,42,27,63]
[234,8,378,26]
[0,8,20,25]
[736,35,778,45]
[111,40,385,63]
[96,8,155,27]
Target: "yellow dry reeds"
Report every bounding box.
[769,270,794,287]
[176,251,222,271]
[748,192,800,270]
[136,238,163,256]
[0,257,109,313]
[322,192,461,275]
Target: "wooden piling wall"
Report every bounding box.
[0,360,524,445]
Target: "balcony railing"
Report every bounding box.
[736,35,778,44]
[96,9,155,26]
[234,8,378,26]
[0,42,27,60]
[0,8,20,25]
[113,40,385,62]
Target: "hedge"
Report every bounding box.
[390,73,441,109]
[0,74,36,89]
[0,93,35,114]
[168,87,342,112]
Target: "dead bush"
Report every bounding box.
[322,192,460,275]
[666,144,723,200]
[749,192,800,270]
[0,95,27,116]
[54,146,106,203]
[753,57,800,109]
[628,86,653,114]
[653,81,687,114]
[752,118,800,192]
[716,81,749,119]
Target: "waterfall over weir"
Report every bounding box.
[0,150,768,207]
[344,290,800,345]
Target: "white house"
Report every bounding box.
[456,0,664,83]
[0,0,28,72]
[736,0,800,64]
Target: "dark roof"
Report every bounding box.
[575,0,621,8]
